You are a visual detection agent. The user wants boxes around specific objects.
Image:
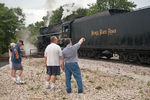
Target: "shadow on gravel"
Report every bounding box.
[0,57,9,67]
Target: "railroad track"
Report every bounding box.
[79,56,150,67]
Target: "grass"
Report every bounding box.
[95,85,102,90]
[56,76,59,80]
[89,80,94,83]
[43,91,48,95]
[35,84,42,90]
[36,72,42,75]
[71,80,74,83]
[138,86,142,89]
[122,78,125,81]
[85,75,89,79]
[109,83,119,88]
[109,84,112,88]
[62,97,67,100]
[53,94,56,98]
[139,90,143,94]
[84,85,87,89]
[26,85,34,91]
[133,71,137,74]
[26,84,42,91]
[96,67,99,71]
[147,81,150,87]
[145,98,150,100]
[128,76,134,80]
[141,80,144,84]
[74,83,77,88]
[142,72,147,76]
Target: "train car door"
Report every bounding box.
[62,20,74,38]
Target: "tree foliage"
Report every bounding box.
[63,8,88,21]
[49,6,64,24]
[27,21,44,45]
[11,7,25,29]
[48,0,136,22]
[0,3,25,56]
[87,0,136,15]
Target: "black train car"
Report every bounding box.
[61,8,150,64]
[37,23,62,52]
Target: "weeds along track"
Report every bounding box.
[0,57,150,100]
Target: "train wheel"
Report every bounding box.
[106,55,111,59]
[119,54,123,60]
[138,54,150,64]
[128,54,138,62]
[123,54,129,62]
[82,50,87,57]
[96,53,102,59]
[87,51,95,58]
[148,58,150,64]
[78,50,84,57]
[78,51,81,57]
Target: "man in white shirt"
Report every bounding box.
[44,36,63,90]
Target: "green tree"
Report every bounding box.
[87,0,136,15]
[27,21,44,45]
[49,6,64,24]
[0,3,25,56]
[11,7,25,29]
[63,8,88,21]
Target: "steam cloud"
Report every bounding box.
[17,28,37,56]
[44,0,56,26]
[45,0,96,26]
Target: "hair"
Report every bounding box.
[64,38,71,46]
[17,40,24,45]
[10,43,15,48]
[50,36,57,42]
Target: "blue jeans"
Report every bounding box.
[65,62,83,93]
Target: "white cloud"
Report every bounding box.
[1,0,149,26]
[129,0,150,8]
[23,0,97,25]
[23,9,46,25]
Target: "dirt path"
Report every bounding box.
[0,58,150,100]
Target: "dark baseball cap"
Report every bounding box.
[18,40,24,45]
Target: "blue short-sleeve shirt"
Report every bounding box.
[11,44,22,63]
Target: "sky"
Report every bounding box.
[0,0,150,26]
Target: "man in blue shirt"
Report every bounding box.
[62,37,85,93]
[11,40,24,83]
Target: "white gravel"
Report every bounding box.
[0,57,150,100]
[79,59,150,82]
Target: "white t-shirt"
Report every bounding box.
[44,43,62,66]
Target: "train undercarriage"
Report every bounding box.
[78,48,150,64]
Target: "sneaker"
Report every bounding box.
[17,80,25,84]
[66,91,71,94]
[11,77,17,83]
[78,90,83,93]
[45,84,50,89]
[51,84,55,91]
[51,86,55,91]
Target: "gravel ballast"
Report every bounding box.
[0,57,150,100]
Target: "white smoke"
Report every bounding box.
[45,0,96,26]
[17,28,37,56]
[44,0,56,26]
[44,11,51,27]
[61,3,78,19]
